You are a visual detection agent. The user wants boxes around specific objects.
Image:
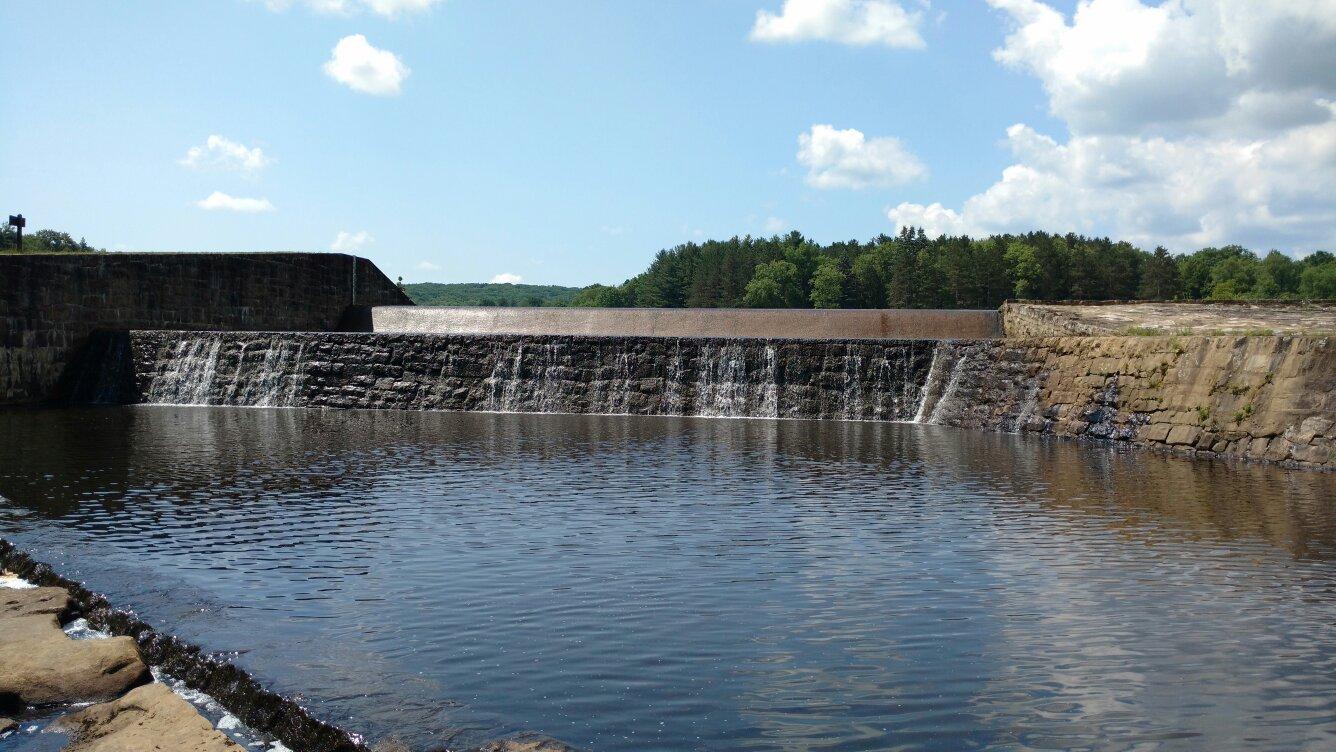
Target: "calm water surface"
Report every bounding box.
[1,407,1334,752]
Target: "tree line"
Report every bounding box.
[1,220,104,254]
[404,282,580,307]
[572,228,1336,308]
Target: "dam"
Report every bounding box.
[2,253,1335,752]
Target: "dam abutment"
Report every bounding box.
[0,253,410,405]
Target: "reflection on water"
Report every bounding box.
[0,407,1333,751]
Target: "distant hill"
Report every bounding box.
[403,282,583,307]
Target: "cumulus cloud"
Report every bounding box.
[363,0,443,17]
[890,108,1336,250]
[195,192,275,213]
[764,216,787,233]
[490,273,523,284]
[751,0,926,48]
[255,0,442,18]
[323,35,410,96]
[179,135,271,174]
[987,0,1336,137]
[331,230,374,252]
[888,0,1336,252]
[798,124,926,189]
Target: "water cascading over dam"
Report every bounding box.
[80,330,1027,426]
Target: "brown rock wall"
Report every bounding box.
[936,335,1335,470]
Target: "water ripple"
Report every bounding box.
[0,407,1333,751]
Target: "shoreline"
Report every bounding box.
[0,539,581,752]
[0,538,367,752]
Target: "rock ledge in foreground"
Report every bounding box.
[55,682,243,752]
[0,586,148,705]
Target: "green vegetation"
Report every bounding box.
[9,218,1334,308]
[403,282,581,307]
[1,221,103,254]
[572,228,1335,309]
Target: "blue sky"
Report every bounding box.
[3,1,1334,285]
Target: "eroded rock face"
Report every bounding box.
[54,682,243,752]
[927,335,1336,469]
[0,587,148,705]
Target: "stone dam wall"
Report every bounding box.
[364,305,1003,340]
[99,331,940,421]
[80,328,1336,470]
[0,252,410,404]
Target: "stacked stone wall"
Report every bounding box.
[938,335,1334,470]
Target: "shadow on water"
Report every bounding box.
[0,406,1333,751]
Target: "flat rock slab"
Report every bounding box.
[474,734,581,752]
[55,682,243,752]
[0,586,149,705]
[1014,302,1336,335]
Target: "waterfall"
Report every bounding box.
[759,344,779,418]
[115,331,976,423]
[842,346,864,420]
[140,334,308,407]
[485,343,525,412]
[664,340,687,415]
[924,343,981,426]
[912,343,946,423]
[146,337,223,405]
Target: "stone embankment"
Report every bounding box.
[0,543,582,752]
[982,303,1335,469]
[932,334,1334,470]
[0,579,241,751]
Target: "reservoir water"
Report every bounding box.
[1,406,1333,751]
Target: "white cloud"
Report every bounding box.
[889,0,1336,252]
[987,0,1336,137]
[797,124,926,189]
[363,0,443,18]
[323,35,410,96]
[751,0,926,48]
[600,225,626,236]
[195,191,275,213]
[764,216,787,233]
[331,230,374,252]
[179,135,271,174]
[417,260,443,271]
[489,273,523,284]
[890,110,1336,249]
[255,0,442,18]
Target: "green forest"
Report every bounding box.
[1,221,103,254]
[8,218,1333,306]
[570,228,1336,308]
[403,282,580,307]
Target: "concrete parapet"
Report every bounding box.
[364,306,1003,340]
